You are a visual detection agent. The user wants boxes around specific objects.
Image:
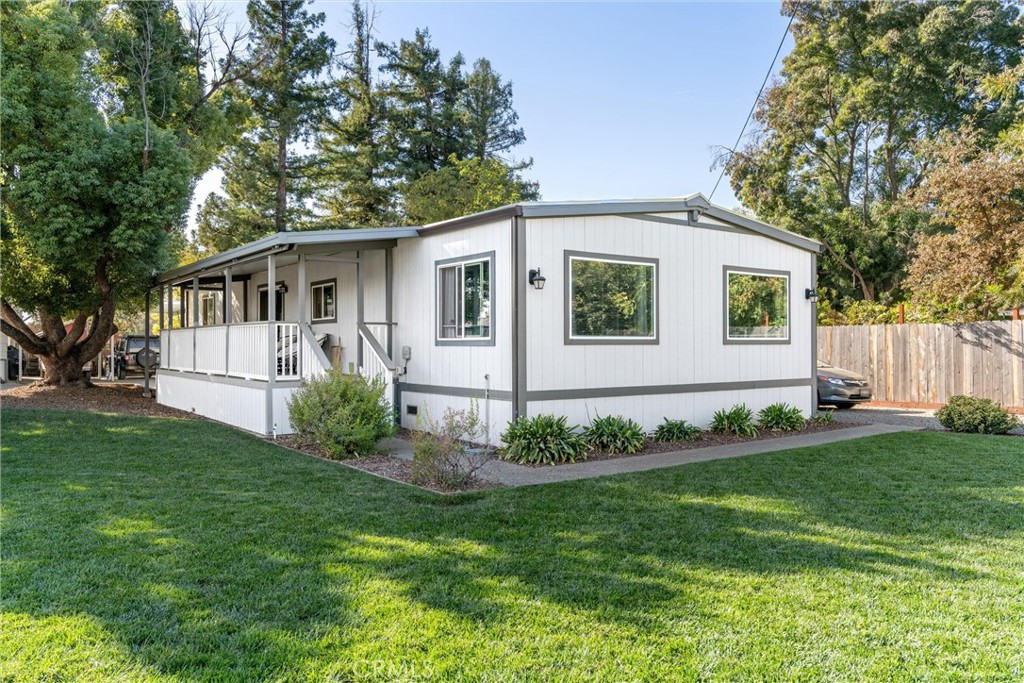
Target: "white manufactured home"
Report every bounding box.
[155,194,821,442]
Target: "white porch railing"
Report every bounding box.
[162,322,326,381]
[358,323,396,407]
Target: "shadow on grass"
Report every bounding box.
[3,409,1023,679]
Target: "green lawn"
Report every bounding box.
[2,410,1022,682]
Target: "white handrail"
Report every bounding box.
[358,323,395,407]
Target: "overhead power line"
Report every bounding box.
[709,12,795,202]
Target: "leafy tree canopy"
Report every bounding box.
[405,155,539,225]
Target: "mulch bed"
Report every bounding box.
[273,434,501,493]
[2,382,195,419]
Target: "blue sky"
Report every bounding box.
[189,1,793,229]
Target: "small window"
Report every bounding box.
[201,294,217,326]
[567,253,657,342]
[258,283,286,322]
[724,268,790,342]
[437,254,492,342]
[311,279,336,322]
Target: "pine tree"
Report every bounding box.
[377,29,467,183]
[316,2,397,227]
[201,0,335,250]
[460,58,526,163]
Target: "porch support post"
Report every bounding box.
[266,253,277,435]
[143,289,152,398]
[191,277,199,372]
[297,253,307,325]
[224,267,232,324]
[179,285,186,327]
[224,267,232,374]
[356,251,364,368]
[385,247,394,359]
[158,285,165,333]
[167,285,173,330]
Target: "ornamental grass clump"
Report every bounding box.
[583,414,646,454]
[757,402,805,431]
[501,414,589,465]
[711,404,759,438]
[652,418,702,442]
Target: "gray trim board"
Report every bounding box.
[157,368,305,389]
[434,250,497,347]
[702,206,821,254]
[564,250,659,346]
[617,212,748,236]
[722,265,792,345]
[512,217,527,418]
[811,253,818,387]
[527,377,814,402]
[399,382,513,401]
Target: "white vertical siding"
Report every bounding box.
[158,372,268,434]
[524,213,816,430]
[392,219,514,393]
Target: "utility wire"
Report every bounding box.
[709,12,795,202]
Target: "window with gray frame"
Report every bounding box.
[310,279,336,322]
[724,268,789,342]
[437,256,491,341]
[567,253,657,342]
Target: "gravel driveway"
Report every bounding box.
[831,404,1024,435]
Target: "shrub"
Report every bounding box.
[652,418,702,442]
[936,395,1020,435]
[583,414,646,454]
[410,402,493,488]
[811,410,835,426]
[288,371,395,458]
[757,403,805,431]
[501,414,589,465]
[710,404,758,438]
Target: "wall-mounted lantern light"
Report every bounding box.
[528,269,546,290]
[804,288,818,302]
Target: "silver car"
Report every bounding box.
[817,361,872,409]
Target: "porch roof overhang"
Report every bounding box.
[157,227,419,286]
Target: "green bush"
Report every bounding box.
[501,414,589,465]
[757,403,805,431]
[652,418,702,442]
[287,371,395,458]
[710,404,759,438]
[936,396,1020,435]
[583,414,646,454]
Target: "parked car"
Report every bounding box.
[817,361,872,409]
[113,336,160,379]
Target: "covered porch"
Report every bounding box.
[153,228,414,434]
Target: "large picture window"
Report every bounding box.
[310,279,336,322]
[567,252,657,343]
[436,253,492,343]
[724,268,789,342]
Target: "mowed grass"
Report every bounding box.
[2,410,1023,682]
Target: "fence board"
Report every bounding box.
[817,321,1024,408]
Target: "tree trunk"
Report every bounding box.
[40,352,92,387]
[276,132,287,232]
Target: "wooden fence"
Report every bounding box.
[817,321,1024,408]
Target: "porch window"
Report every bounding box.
[724,268,790,343]
[567,252,657,343]
[311,279,336,322]
[258,283,286,322]
[436,253,492,343]
[201,294,217,325]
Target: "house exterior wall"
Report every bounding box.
[392,218,515,440]
[523,213,816,431]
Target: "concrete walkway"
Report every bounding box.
[384,423,916,488]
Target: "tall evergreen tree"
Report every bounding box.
[200,0,335,251]
[316,2,397,227]
[460,58,526,163]
[377,29,467,182]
